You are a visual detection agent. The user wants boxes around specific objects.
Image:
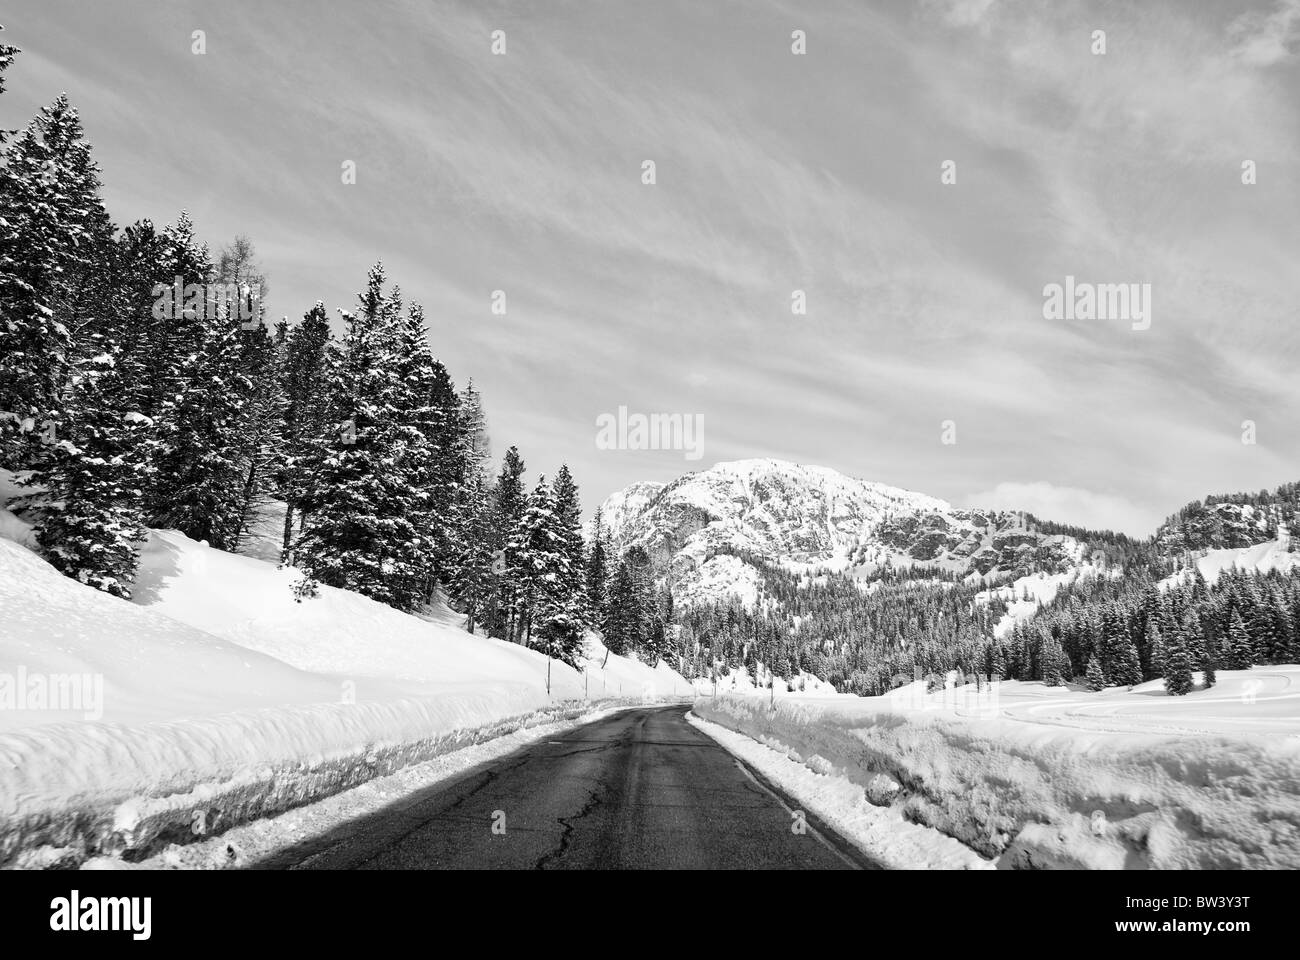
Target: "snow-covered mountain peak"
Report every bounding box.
[598,458,1090,608]
[601,459,949,575]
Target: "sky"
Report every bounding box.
[3,0,1298,535]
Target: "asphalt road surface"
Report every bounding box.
[255,704,878,870]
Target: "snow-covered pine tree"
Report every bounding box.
[28,193,155,597]
[421,343,465,590]
[585,508,610,626]
[230,321,286,551]
[1114,630,1143,687]
[441,379,496,627]
[1203,623,1218,688]
[1225,608,1254,670]
[1247,584,1278,664]
[205,235,284,551]
[1041,636,1065,686]
[1269,597,1295,664]
[33,335,150,597]
[294,265,427,610]
[458,379,490,467]
[0,96,105,470]
[1144,617,1165,680]
[1084,654,1106,692]
[446,468,495,634]
[389,301,443,603]
[602,557,641,657]
[148,299,250,549]
[486,446,526,640]
[0,31,17,105]
[550,464,587,625]
[277,301,332,560]
[508,475,571,649]
[1163,628,1194,696]
[142,213,213,425]
[988,640,1007,681]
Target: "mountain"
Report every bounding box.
[1155,482,1300,555]
[598,458,1102,607]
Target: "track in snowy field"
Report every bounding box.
[251,704,879,870]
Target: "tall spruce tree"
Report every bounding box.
[294,265,426,609]
[585,509,610,626]
[0,96,106,470]
[486,446,526,639]
[277,301,332,560]
[1084,655,1106,691]
[1163,628,1194,696]
[1225,609,1254,670]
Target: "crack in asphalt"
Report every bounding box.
[532,781,606,870]
[529,725,638,869]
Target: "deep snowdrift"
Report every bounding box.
[0,494,687,867]
[694,673,1300,869]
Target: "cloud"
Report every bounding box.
[961,481,1155,537]
[1230,0,1300,66]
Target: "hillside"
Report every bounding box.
[0,475,687,866]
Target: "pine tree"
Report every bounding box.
[1144,618,1165,680]
[510,475,576,653]
[418,336,465,588]
[1084,655,1106,692]
[445,468,495,634]
[0,31,18,109]
[1270,599,1295,664]
[277,302,332,561]
[1042,638,1066,686]
[485,446,526,639]
[148,317,249,548]
[1246,586,1276,664]
[550,464,587,624]
[389,301,443,602]
[585,510,610,626]
[1203,624,1218,689]
[457,379,490,470]
[1180,612,1207,685]
[0,96,107,469]
[441,378,494,623]
[293,265,426,610]
[603,557,641,657]
[29,217,153,598]
[1163,628,1194,696]
[1114,632,1144,687]
[1225,609,1254,670]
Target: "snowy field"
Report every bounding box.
[0,476,688,868]
[694,670,1300,869]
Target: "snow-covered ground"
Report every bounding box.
[694,670,1300,869]
[0,478,688,867]
[686,711,993,869]
[1160,538,1300,590]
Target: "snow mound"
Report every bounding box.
[694,675,1300,868]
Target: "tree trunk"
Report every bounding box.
[281,502,295,564]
